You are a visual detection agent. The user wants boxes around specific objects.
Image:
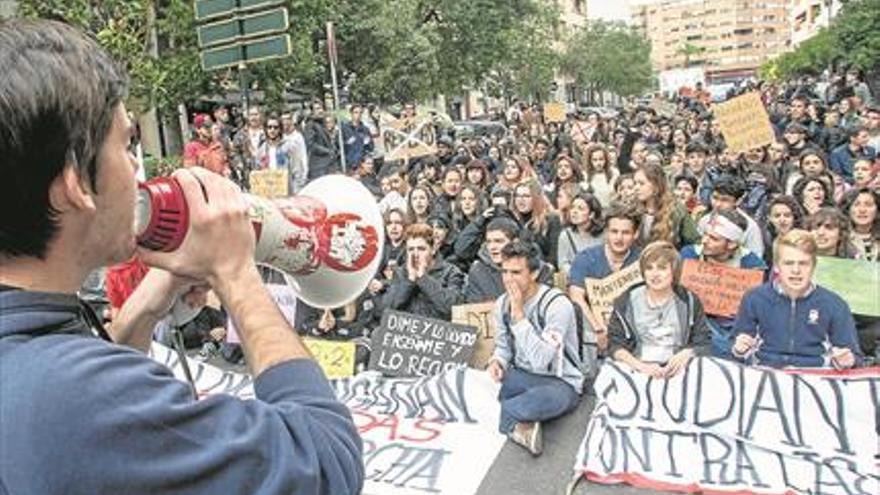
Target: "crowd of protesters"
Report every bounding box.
[106,70,878,454]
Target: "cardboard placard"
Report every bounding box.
[543,102,566,123]
[303,338,355,379]
[381,117,437,161]
[814,256,880,316]
[249,169,289,198]
[451,302,497,369]
[369,310,477,377]
[584,263,643,325]
[712,92,775,153]
[680,259,764,318]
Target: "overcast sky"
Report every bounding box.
[588,0,632,23]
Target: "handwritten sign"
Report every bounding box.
[303,338,355,379]
[680,259,764,318]
[369,310,477,377]
[814,256,880,316]
[451,302,497,369]
[712,92,775,153]
[543,102,566,123]
[249,169,289,198]
[382,117,437,161]
[574,358,880,494]
[584,263,643,325]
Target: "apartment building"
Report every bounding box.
[632,0,791,82]
[790,0,842,46]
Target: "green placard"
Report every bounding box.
[200,34,291,70]
[814,256,880,317]
[197,8,289,48]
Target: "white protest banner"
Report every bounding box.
[713,92,776,153]
[151,344,506,495]
[226,283,297,345]
[382,117,437,161]
[584,263,643,326]
[573,358,880,495]
[337,369,505,495]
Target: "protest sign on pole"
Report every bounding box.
[382,117,437,161]
[573,358,880,495]
[814,256,880,317]
[584,264,643,325]
[712,92,776,153]
[543,102,566,124]
[152,342,506,495]
[680,259,764,318]
[451,302,497,369]
[249,169,289,198]
[370,310,477,377]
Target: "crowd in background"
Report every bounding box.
[97,68,879,371]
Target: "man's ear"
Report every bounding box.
[49,160,96,214]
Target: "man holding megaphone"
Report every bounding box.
[0,20,363,495]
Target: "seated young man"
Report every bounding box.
[568,203,642,351]
[732,230,863,368]
[381,223,464,320]
[681,209,767,359]
[464,217,553,303]
[696,176,765,258]
[488,241,583,456]
[607,241,711,378]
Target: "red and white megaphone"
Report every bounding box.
[135,175,384,309]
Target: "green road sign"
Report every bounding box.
[200,34,292,70]
[197,7,289,48]
[194,0,284,22]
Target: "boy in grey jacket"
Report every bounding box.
[488,241,583,456]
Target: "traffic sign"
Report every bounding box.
[200,34,292,71]
[194,0,284,22]
[197,7,289,48]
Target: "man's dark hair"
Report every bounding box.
[714,209,748,233]
[603,202,642,230]
[501,240,541,273]
[674,174,699,193]
[486,217,520,241]
[0,20,128,259]
[712,175,747,200]
[847,125,867,142]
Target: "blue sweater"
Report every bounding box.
[731,282,863,368]
[0,289,363,494]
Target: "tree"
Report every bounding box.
[676,42,706,68]
[561,20,653,102]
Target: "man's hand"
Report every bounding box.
[636,361,665,378]
[662,349,694,377]
[595,327,608,352]
[137,167,254,288]
[407,253,420,282]
[830,347,855,369]
[318,309,336,333]
[732,334,757,357]
[487,360,504,383]
[209,327,227,342]
[368,279,384,295]
[504,279,525,323]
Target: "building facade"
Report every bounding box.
[790,0,842,46]
[632,0,791,82]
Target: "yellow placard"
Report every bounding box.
[584,263,643,326]
[544,102,566,124]
[304,338,356,379]
[451,302,497,369]
[249,169,289,198]
[712,92,776,153]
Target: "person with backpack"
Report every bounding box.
[487,241,584,457]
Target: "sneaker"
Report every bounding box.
[509,421,543,456]
[194,342,219,362]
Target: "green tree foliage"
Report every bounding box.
[491,2,559,101]
[561,20,653,99]
[761,0,879,80]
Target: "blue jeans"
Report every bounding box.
[498,368,581,434]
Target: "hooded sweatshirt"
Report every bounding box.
[0,287,363,495]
